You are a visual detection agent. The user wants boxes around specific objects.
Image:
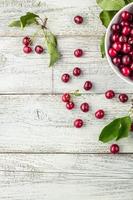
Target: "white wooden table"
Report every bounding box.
[0,0,133,199]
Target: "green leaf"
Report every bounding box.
[116,116,131,140]
[20,12,39,28]
[9,20,21,27]
[99,116,132,143]
[96,0,126,10]
[100,35,105,58]
[45,32,60,67]
[99,118,121,143]
[100,11,117,28]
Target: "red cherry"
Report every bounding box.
[128,37,133,45]
[112,42,122,52]
[73,67,81,76]
[122,26,131,36]
[112,57,121,66]
[122,55,131,65]
[23,46,32,54]
[74,119,83,128]
[62,93,71,102]
[130,63,133,70]
[74,15,83,24]
[74,49,83,57]
[122,43,132,53]
[121,11,132,21]
[111,34,119,42]
[108,48,117,57]
[84,81,92,91]
[105,90,115,99]
[120,21,129,27]
[95,110,104,119]
[66,101,74,110]
[22,36,31,46]
[61,74,70,83]
[80,103,89,112]
[119,35,127,43]
[130,29,133,37]
[35,45,44,54]
[119,93,128,103]
[110,144,119,154]
[121,67,130,76]
[111,24,121,32]
[129,51,133,59]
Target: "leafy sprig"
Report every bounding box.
[96,0,133,57]
[99,115,132,143]
[9,12,60,67]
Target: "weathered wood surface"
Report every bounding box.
[0,36,133,93]
[0,0,133,199]
[0,0,104,36]
[0,154,133,200]
[0,94,131,153]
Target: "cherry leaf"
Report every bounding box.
[99,116,132,143]
[45,31,60,67]
[96,0,126,11]
[20,12,39,28]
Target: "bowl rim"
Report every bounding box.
[105,2,133,85]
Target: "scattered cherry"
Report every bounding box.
[66,101,75,110]
[74,15,83,24]
[35,45,44,54]
[62,93,71,102]
[61,73,70,83]
[110,144,119,154]
[119,93,128,103]
[105,90,115,99]
[74,119,83,128]
[80,103,89,112]
[22,36,31,46]
[95,110,105,119]
[74,49,83,57]
[73,67,81,76]
[84,81,92,91]
[23,46,32,54]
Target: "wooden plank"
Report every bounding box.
[0,36,133,93]
[0,0,104,36]
[0,154,132,200]
[0,94,132,153]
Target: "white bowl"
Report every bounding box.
[105,2,133,85]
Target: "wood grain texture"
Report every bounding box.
[0,36,133,93]
[0,0,104,36]
[0,154,133,200]
[0,94,132,153]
